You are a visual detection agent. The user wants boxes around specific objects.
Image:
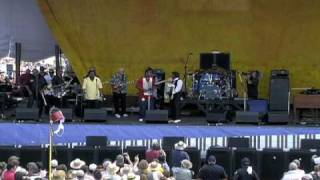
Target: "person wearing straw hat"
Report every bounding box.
[103,163,121,180]
[52,170,66,180]
[172,141,190,168]
[173,159,193,180]
[70,158,86,170]
[147,161,164,180]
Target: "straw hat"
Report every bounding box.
[174,141,187,150]
[127,172,137,179]
[89,163,97,171]
[181,159,192,169]
[70,158,86,170]
[52,170,66,180]
[149,161,161,171]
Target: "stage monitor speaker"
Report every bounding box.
[60,108,73,121]
[83,108,107,121]
[145,110,168,123]
[206,147,233,177]
[301,139,320,150]
[268,111,289,123]
[235,111,260,123]
[16,108,39,121]
[162,136,185,149]
[269,71,290,111]
[227,137,250,148]
[86,136,108,147]
[260,149,287,180]
[200,52,230,70]
[206,112,227,123]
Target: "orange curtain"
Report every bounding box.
[38,0,320,96]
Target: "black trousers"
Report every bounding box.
[113,92,127,114]
[170,93,181,120]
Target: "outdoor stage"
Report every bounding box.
[0,122,319,151]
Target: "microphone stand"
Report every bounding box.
[183,53,192,96]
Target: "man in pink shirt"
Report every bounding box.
[3,162,16,180]
[145,142,161,163]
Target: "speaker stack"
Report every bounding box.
[200,52,231,70]
[268,69,290,123]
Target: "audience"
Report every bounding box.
[3,142,320,180]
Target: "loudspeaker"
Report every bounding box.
[200,52,230,70]
[48,146,72,166]
[260,149,287,180]
[185,147,201,177]
[98,146,122,164]
[0,146,19,162]
[153,69,165,108]
[83,108,107,121]
[162,136,185,149]
[86,136,108,147]
[16,108,39,121]
[60,108,73,121]
[227,137,250,148]
[301,139,320,150]
[72,146,98,164]
[125,146,147,160]
[145,110,168,123]
[19,146,45,167]
[269,70,290,111]
[206,112,227,123]
[233,148,259,175]
[206,147,233,177]
[268,111,289,123]
[235,111,260,123]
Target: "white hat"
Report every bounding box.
[149,161,161,171]
[127,172,137,179]
[174,141,187,150]
[181,159,192,169]
[89,163,97,171]
[51,159,58,168]
[70,158,86,170]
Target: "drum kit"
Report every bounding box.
[188,69,235,100]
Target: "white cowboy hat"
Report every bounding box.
[174,141,187,150]
[51,159,58,168]
[70,158,86,170]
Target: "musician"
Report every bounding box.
[82,69,103,108]
[246,71,260,99]
[31,69,47,119]
[44,69,56,112]
[136,68,156,122]
[169,72,183,123]
[51,70,65,107]
[18,69,33,107]
[110,68,128,118]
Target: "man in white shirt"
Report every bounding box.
[169,72,183,123]
[281,162,305,180]
[82,69,103,108]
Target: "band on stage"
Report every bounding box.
[0,66,261,121]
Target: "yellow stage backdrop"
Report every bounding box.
[38,0,320,97]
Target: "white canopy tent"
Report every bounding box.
[0,0,56,61]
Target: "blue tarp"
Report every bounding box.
[0,123,319,145]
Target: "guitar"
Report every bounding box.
[103,79,137,92]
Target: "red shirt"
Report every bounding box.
[145,149,161,163]
[3,170,15,180]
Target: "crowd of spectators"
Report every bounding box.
[1,142,320,180]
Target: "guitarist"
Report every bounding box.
[136,68,156,122]
[110,68,129,118]
[169,72,183,123]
